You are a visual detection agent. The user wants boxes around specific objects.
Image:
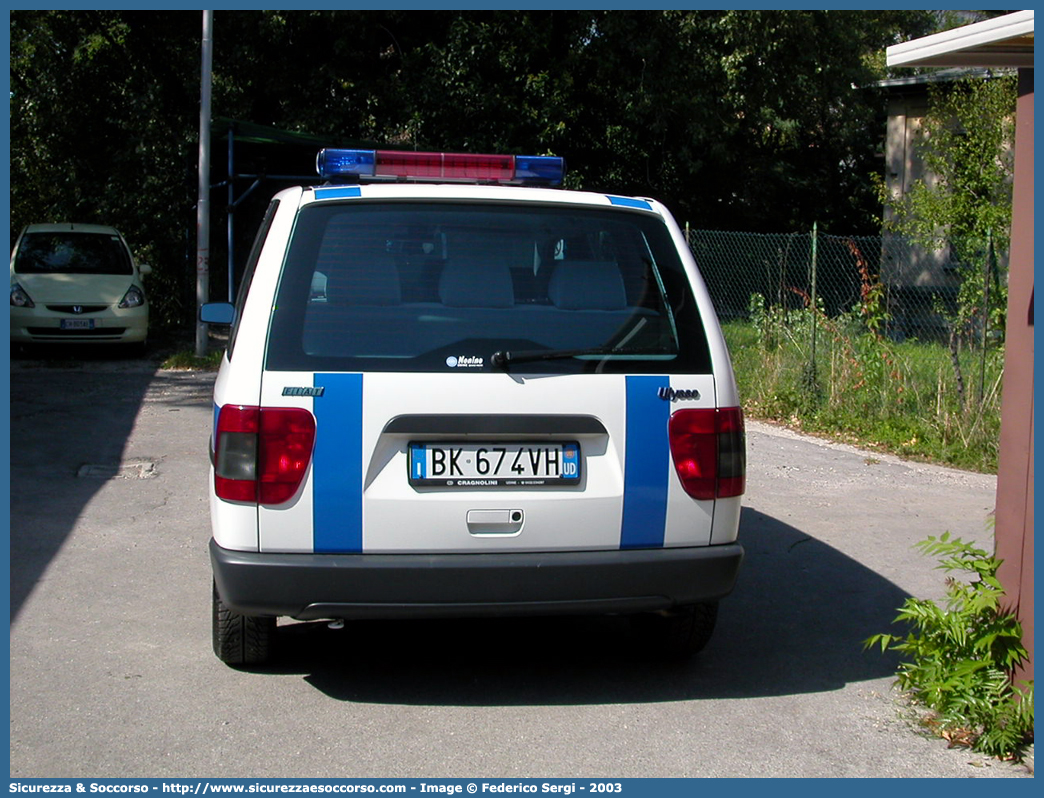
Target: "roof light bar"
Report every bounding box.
[316,149,565,186]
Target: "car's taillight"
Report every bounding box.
[667,407,746,500]
[214,405,316,505]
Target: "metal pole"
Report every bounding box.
[228,120,235,302]
[809,222,818,370]
[980,228,993,404]
[195,10,213,357]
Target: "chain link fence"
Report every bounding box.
[686,227,996,344]
[685,227,1007,461]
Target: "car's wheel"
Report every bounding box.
[632,602,718,659]
[212,580,276,666]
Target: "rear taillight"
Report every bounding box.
[214,405,316,505]
[668,407,746,500]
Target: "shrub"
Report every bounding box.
[866,533,1033,759]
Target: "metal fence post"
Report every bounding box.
[810,222,819,379]
[195,10,213,358]
[980,228,995,403]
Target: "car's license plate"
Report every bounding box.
[409,441,581,488]
[60,319,94,330]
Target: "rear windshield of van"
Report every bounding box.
[14,232,133,275]
[266,201,712,374]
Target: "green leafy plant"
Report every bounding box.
[866,533,1033,759]
[748,292,784,351]
[161,349,223,371]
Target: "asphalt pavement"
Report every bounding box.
[7,352,1033,779]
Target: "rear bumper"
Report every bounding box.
[211,539,744,620]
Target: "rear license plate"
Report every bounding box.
[60,319,94,330]
[409,441,581,488]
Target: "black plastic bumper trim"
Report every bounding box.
[210,539,744,620]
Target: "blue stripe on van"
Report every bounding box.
[314,186,362,199]
[311,373,364,552]
[621,375,671,549]
[607,195,652,211]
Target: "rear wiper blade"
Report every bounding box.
[491,346,671,369]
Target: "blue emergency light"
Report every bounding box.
[316,149,565,186]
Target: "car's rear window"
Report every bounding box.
[265,201,711,374]
[14,232,133,275]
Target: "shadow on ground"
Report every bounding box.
[248,507,908,704]
[8,343,209,620]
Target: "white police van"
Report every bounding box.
[202,149,745,666]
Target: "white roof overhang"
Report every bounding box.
[887,10,1033,68]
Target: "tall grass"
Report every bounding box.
[723,313,1003,473]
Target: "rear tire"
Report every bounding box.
[633,602,718,659]
[212,580,275,666]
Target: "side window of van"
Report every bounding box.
[227,200,279,359]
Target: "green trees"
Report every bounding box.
[882,75,1016,339]
[402,10,935,231]
[884,75,1016,254]
[10,10,935,332]
[879,74,1016,407]
[11,11,202,328]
